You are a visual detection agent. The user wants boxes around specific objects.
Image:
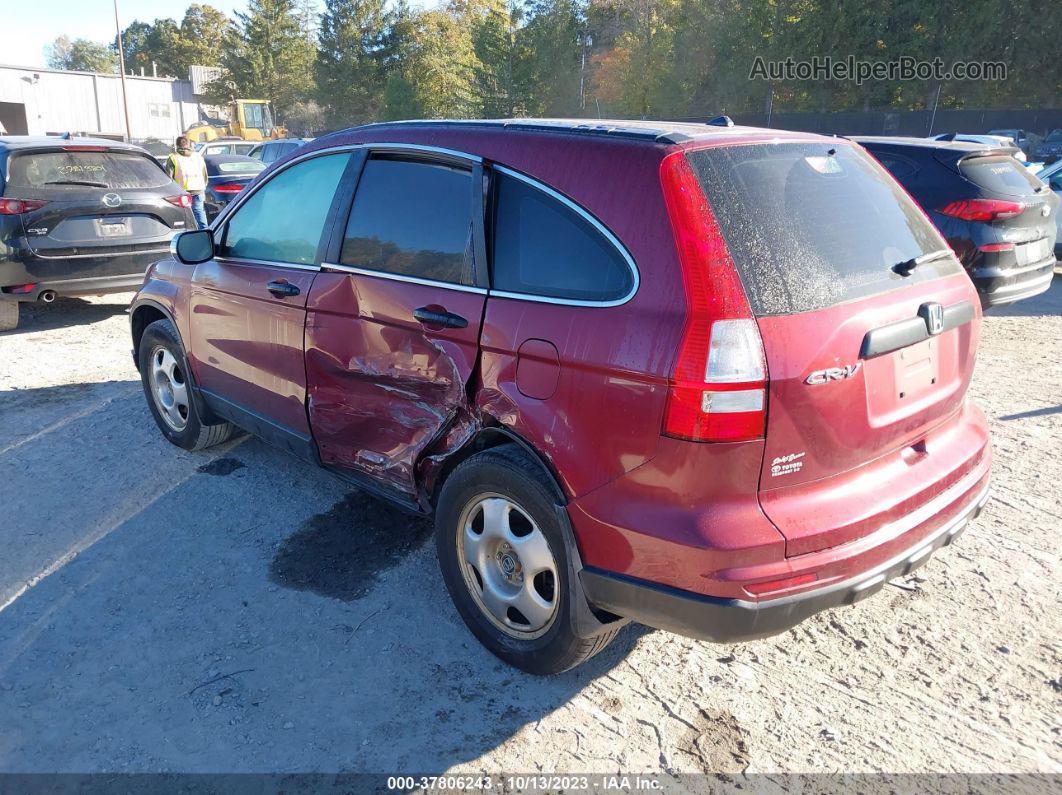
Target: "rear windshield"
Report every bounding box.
[959,154,1042,198]
[217,160,265,175]
[687,142,957,316]
[7,150,170,190]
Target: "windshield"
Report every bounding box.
[243,102,275,131]
[1046,130,1062,142]
[7,150,170,190]
[687,142,956,315]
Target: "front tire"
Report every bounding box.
[435,446,620,674]
[0,301,18,332]
[138,318,235,451]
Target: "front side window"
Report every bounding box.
[221,152,349,265]
[340,157,475,286]
[490,171,634,302]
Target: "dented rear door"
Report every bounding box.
[305,151,487,497]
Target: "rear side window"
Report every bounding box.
[341,157,474,286]
[7,150,170,190]
[222,152,350,265]
[874,152,919,180]
[960,155,1042,198]
[687,143,955,316]
[491,171,634,302]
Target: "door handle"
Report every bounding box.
[266,280,300,297]
[413,306,468,329]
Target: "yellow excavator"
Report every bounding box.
[183,99,288,143]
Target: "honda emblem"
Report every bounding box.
[920,302,945,336]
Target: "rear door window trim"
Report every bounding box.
[320,143,488,293]
[486,165,640,308]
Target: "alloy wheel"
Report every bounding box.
[148,345,190,432]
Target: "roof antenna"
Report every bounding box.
[706,115,735,128]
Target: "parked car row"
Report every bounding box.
[128,118,1003,673]
[932,129,1062,165]
[195,137,313,165]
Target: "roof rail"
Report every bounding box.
[337,119,699,145]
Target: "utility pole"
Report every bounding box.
[577,32,593,112]
[113,0,133,141]
[927,83,942,137]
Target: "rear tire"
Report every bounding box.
[435,446,621,675]
[138,318,235,451]
[0,302,18,332]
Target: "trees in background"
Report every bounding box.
[212,0,315,115]
[43,0,1062,129]
[46,36,117,73]
[315,0,393,126]
[114,4,229,78]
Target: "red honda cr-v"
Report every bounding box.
[131,119,992,674]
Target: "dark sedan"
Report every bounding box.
[203,154,266,222]
[1036,129,1062,164]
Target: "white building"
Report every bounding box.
[0,63,203,143]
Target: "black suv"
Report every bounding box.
[0,136,195,330]
[856,136,1058,307]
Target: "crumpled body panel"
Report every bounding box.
[305,271,486,497]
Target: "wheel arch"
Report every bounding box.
[130,300,172,370]
[427,423,568,510]
[131,300,222,426]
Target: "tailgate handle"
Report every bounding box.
[860,301,975,359]
[266,280,300,298]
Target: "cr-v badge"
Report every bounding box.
[805,362,862,385]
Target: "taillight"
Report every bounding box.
[0,198,48,215]
[938,199,1025,222]
[659,151,767,443]
[977,242,1015,253]
[212,184,244,194]
[165,194,193,209]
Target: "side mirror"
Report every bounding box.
[171,229,215,265]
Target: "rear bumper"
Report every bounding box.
[0,248,165,301]
[0,273,147,301]
[581,483,991,642]
[973,258,1056,307]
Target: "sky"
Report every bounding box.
[3,1,241,69]
[1,0,424,71]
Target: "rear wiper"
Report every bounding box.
[43,179,109,188]
[893,248,953,277]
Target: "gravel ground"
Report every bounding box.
[0,281,1059,779]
